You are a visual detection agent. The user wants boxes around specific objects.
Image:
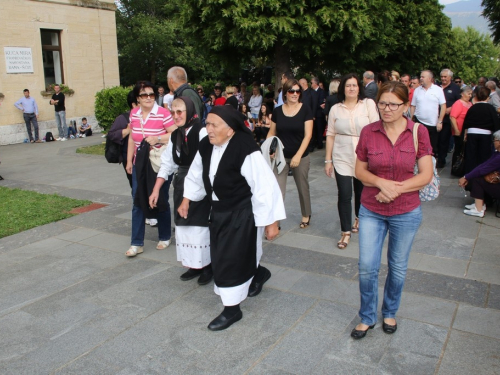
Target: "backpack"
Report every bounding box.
[45,132,55,142]
[176,86,208,125]
[105,113,128,164]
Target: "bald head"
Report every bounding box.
[486,81,497,91]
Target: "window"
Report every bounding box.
[40,29,64,88]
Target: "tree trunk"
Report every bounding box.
[274,40,291,99]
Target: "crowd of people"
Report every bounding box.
[106,65,499,335]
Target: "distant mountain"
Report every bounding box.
[443,0,492,36]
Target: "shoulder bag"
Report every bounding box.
[413,123,440,201]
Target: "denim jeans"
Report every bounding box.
[23,113,39,141]
[55,111,67,138]
[131,166,172,246]
[357,204,422,325]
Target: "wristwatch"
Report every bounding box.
[157,135,162,143]
[325,160,333,164]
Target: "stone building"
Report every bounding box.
[0,0,119,144]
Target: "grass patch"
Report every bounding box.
[76,143,106,156]
[0,187,92,238]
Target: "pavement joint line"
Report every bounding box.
[243,299,322,375]
[50,268,200,375]
[464,220,482,278]
[433,301,459,375]
[484,283,491,309]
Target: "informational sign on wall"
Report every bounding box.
[4,47,34,74]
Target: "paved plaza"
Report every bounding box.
[0,136,499,374]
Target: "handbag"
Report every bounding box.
[269,137,278,155]
[105,135,121,163]
[484,171,500,184]
[451,147,465,177]
[413,123,440,201]
[139,116,167,173]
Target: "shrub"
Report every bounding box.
[94,86,130,132]
[44,84,75,96]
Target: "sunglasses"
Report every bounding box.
[287,89,301,94]
[173,109,186,116]
[454,81,461,84]
[138,93,155,99]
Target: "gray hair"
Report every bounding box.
[311,77,319,85]
[486,81,497,91]
[363,71,374,80]
[461,85,472,94]
[494,130,500,141]
[421,70,434,79]
[167,66,187,84]
[440,69,453,78]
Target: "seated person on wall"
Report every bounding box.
[459,130,500,218]
[78,117,92,137]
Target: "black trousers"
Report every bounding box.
[313,116,326,148]
[451,135,465,173]
[334,169,363,232]
[464,133,492,175]
[470,177,500,200]
[414,116,438,157]
[437,119,452,165]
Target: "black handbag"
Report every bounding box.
[451,149,465,177]
[269,137,278,155]
[105,135,122,163]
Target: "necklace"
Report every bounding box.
[283,103,301,117]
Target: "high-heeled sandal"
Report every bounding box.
[352,218,359,233]
[337,232,351,249]
[299,215,311,228]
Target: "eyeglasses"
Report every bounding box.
[377,101,405,111]
[454,80,461,84]
[138,93,155,99]
[287,89,301,94]
[173,109,186,116]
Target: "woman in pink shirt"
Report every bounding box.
[352,81,433,340]
[125,81,176,257]
[450,86,472,173]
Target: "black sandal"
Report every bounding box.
[299,215,311,228]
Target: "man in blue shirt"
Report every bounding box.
[15,89,41,143]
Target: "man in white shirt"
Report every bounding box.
[410,70,446,157]
[14,89,41,143]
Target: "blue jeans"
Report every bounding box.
[55,111,67,138]
[357,204,422,325]
[131,166,172,246]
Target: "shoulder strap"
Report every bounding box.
[413,123,419,155]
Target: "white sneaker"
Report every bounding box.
[56,137,62,141]
[465,203,486,211]
[82,134,86,138]
[464,207,485,218]
[145,218,150,225]
[61,137,67,141]
[149,218,158,227]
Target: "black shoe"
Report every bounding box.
[180,268,202,281]
[316,144,323,150]
[197,265,213,285]
[436,162,445,169]
[308,146,315,153]
[350,323,375,340]
[382,321,397,334]
[0,176,3,181]
[207,310,243,331]
[248,266,271,297]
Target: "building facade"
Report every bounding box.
[0,0,120,144]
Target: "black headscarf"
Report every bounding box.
[175,96,199,156]
[209,105,253,136]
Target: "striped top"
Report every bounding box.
[130,102,174,159]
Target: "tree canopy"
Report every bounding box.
[482,0,500,44]
[116,0,500,87]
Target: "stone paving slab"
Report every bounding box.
[0,138,499,374]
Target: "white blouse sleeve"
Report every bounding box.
[241,151,286,227]
[183,151,207,202]
[157,140,178,180]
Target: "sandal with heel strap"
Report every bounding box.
[337,232,351,249]
[352,217,359,233]
[299,215,311,229]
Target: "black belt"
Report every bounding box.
[24,112,34,115]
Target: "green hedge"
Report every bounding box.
[94,86,131,132]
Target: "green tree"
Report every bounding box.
[447,26,500,83]
[94,86,130,132]
[180,0,452,85]
[116,0,224,85]
[482,0,500,44]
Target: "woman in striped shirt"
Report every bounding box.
[125,81,176,257]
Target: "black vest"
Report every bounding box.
[171,120,203,166]
[198,132,260,212]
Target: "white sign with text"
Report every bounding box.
[4,47,34,74]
